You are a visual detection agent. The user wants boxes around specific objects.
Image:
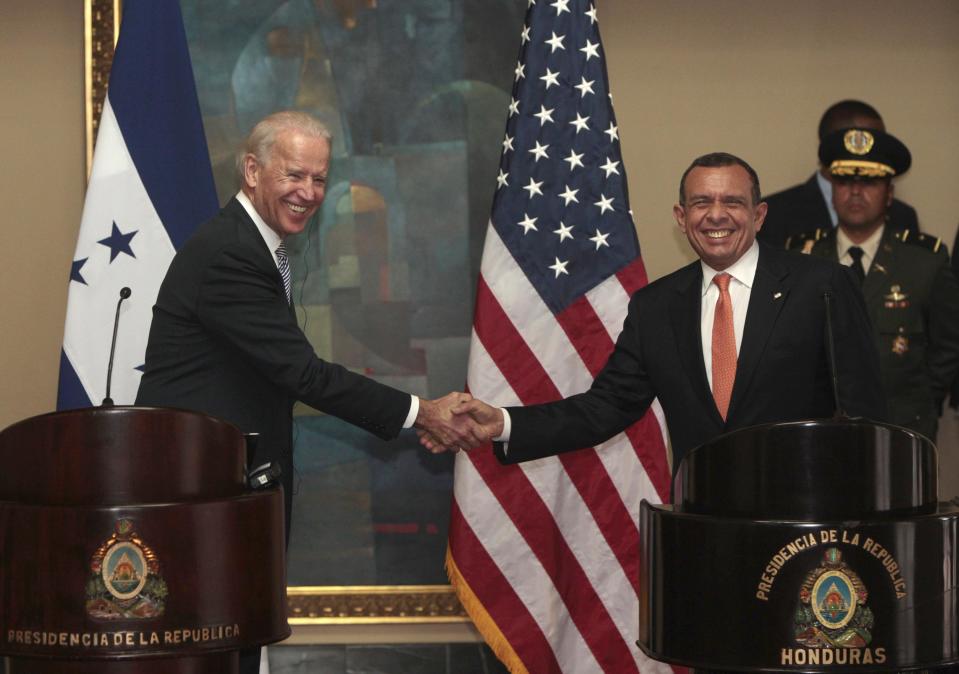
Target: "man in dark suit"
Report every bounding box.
[790,127,959,440]
[136,110,476,674]
[424,153,886,473]
[758,100,919,248]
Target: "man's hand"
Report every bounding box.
[452,398,505,437]
[416,397,505,454]
[414,392,488,453]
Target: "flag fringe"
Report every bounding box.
[446,546,531,674]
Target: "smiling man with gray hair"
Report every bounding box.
[137,112,479,672]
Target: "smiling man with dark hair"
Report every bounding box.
[423,153,887,475]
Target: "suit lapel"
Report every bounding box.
[668,263,723,426]
[228,197,295,312]
[728,247,789,421]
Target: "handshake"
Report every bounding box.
[413,392,504,454]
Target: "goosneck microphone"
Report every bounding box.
[102,287,132,407]
[822,291,847,419]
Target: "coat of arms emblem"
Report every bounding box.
[843,129,875,156]
[794,547,872,647]
[85,518,168,620]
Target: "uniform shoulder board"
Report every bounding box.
[785,228,829,252]
[894,229,942,254]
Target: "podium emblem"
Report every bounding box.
[794,548,872,647]
[86,519,168,620]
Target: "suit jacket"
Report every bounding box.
[796,227,959,438]
[136,198,411,531]
[497,244,887,473]
[758,173,919,248]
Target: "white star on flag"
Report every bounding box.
[540,68,560,89]
[580,39,600,61]
[590,229,610,249]
[600,156,621,177]
[564,149,585,171]
[514,61,525,81]
[549,256,570,277]
[508,97,520,116]
[569,112,590,134]
[550,0,570,15]
[558,185,579,205]
[502,134,514,152]
[545,32,565,53]
[553,221,575,241]
[496,169,509,189]
[517,212,539,234]
[529,140,550,162]
[574,76,595,97]
[605,122,619,142]
[533,104,555,126]
[594,193,614,214]
[521,24,531,43]
[585,4,598,24]
[523,177,544,198]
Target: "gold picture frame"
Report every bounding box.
[84,0,467,627]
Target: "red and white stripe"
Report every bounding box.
[448,225,677,673]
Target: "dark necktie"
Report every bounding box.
[847,246,867,285]
[711,273,736,421]
[276,242,292,304]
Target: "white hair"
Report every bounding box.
[236,110,332,181]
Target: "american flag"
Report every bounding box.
[447,1,675,672]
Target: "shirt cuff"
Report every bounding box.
[403,395,419,429]
[495,408,511,441]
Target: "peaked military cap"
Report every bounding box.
[819,127,911,178]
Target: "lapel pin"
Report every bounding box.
[773,292,782,299]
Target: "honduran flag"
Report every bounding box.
[57,0,218,409]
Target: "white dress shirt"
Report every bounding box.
[497,242,762,443]
[235,191,419,428]
[700,241,759,390]
[836,224,884,277]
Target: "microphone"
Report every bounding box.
[822,291,847,419]
[102,287,132,406]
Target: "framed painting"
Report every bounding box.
[86,0,524,624]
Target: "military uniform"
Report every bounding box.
[789,226,959,439]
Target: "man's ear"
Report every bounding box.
[242,154,259,190]
[673,203,687,233]
[754,201,769,231]
[886,181,895,208]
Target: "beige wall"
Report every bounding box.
[605,0,959,281]
[2,1,959,430]
[0,1,84,429]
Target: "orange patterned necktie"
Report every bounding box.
[711,272,736,421]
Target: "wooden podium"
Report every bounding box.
[639,419,959,672]
[0,407,290,673]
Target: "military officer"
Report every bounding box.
[788,127,959,439]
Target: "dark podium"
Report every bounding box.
[0,407,290,673]
[639,419,959,672]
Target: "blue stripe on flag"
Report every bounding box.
[109,0,219,249]
[56,350,93,411]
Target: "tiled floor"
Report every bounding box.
[269,643,509,674]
